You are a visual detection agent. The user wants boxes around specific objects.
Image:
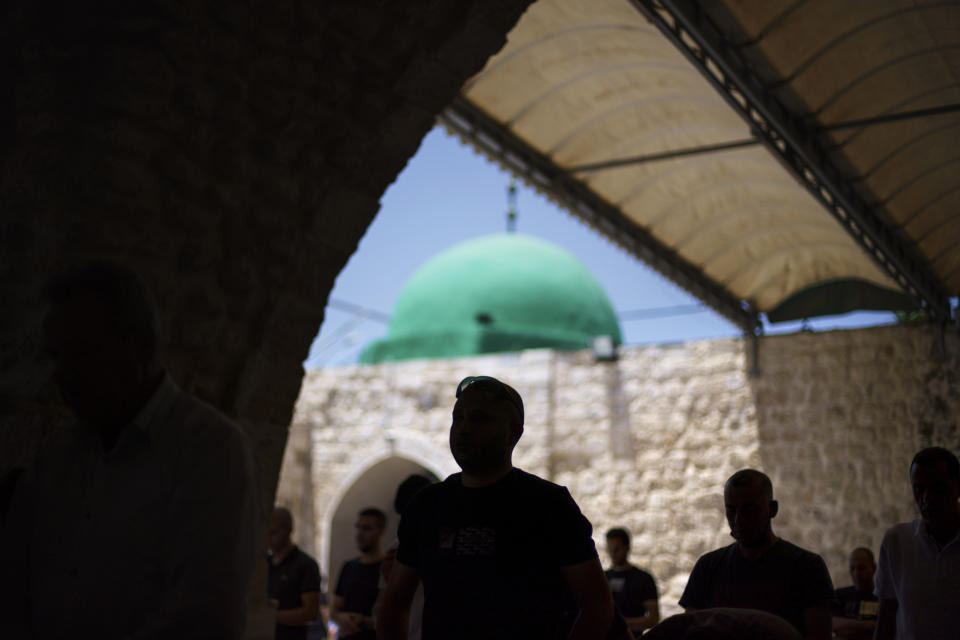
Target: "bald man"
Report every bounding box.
[830,547,877,640]
[679,469,834,640]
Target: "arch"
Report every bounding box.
[318,439,457,595]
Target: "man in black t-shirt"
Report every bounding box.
[679,469,833,640]
[378,375,618,640]
[333,507,386,640]
[605,528,659,637]
[831,547,877,640]
[268,507,322,640]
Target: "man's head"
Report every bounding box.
[605,528,631,567]
[394,474,434,516]
[723,469,778,549]
[41,260,162,425]
[268,506,294,555]
[355,507,386,553]
[848,547,875,592]
[449,376,524,475]
[910,447,960,527]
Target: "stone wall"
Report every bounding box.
[0,2,533,636]
[277,323,959,616]
[752,324,960,580]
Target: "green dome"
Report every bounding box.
[360,234,622,364]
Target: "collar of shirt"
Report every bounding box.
[913,518,960,551]
[130,372,180,442]
[270,546,301,569]
[76,372,179,452]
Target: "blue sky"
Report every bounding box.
[304,127,895,368]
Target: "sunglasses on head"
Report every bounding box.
[456,375,524,424]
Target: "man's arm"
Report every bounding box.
[561,558,615,640]
[678,554,710,613]
[332,594,363,637]
[801,603,832,640]
[278,558,322,627]
[276,591,320,626]
[376,561,420,640]
[873,599,897,640]
[623,598,659,633]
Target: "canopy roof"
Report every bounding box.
[441,0,959,329]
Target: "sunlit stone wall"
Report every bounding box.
[277,323,958,615]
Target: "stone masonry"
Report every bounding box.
[277,323,959,616]
[1,2,533,636]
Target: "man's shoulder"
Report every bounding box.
[882,520,918,541]
[418,468,569,500]
[629,566,655,580]
[509,467,575,500]
[168,383,246,440]
[411,474,458,503]
[695,543,738,565]
[291,546,320,571]
[775,538,827,564]
[622,566,657,588]
[151,382,254,466]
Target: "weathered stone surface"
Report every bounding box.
[278,324,958,617]
[1,1,533,636]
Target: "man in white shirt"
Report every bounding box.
[874,446,960,640]
[1,260,261,639]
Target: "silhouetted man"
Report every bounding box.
[378,375,616,640]
[269,506,322,639]
[875,446,960,640]
[679,469,833,640]
[830,547,876,639]
[334,507,387,640]
[605,528,659,637]
[0,260,260,638]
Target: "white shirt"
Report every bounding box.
[875,519,960,640]
[1,375,261,639]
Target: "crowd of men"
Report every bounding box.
[0,260,957,639]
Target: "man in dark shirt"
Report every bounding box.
[334,507,386,640]
[378,375,617,640]
[831,547,877,640]
[268,506,322,640]
[679,469,833,640]
[605,528,659,637]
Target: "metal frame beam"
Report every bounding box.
[819,102,960,133]
[632,0,954,322]
[439,96,759,333]
[568,137,759,173]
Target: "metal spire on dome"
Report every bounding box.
[506,179,517,233]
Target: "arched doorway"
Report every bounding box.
[324,456,441,596]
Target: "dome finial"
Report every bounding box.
[506,179,517,233]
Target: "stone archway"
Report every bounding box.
[321,453,447,600]
[1,2,534,636]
